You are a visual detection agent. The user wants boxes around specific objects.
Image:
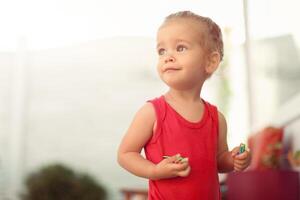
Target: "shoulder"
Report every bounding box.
[140,102,156,114]
[134,102,156,123]
[118,103,157,155]
[203,99,226,126]
[217,111,227,136]
[218,112,226,126]
[202,100,220,123]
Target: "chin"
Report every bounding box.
[163,80,194,90]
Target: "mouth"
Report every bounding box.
[163,67,181,72]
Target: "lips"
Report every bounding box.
[163,67,181,72]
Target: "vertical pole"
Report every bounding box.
[243,0,254,131]
[8,37,29,200]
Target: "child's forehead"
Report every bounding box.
[157,18,205,41]
[161,18,204,30]
[158,18,205,36]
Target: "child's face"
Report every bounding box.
[156,18,209,90]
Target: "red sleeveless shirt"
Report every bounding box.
[144,96,220,200]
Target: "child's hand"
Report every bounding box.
[153,154,191,179]
[231,146,251,171]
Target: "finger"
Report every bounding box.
[177,166,191,177]
[235,151,250,159]
[173,162,189,171]
[234,161,246,168]
[165,154,181,163]
[234,161,249,171]
[175,156,188,164]
[233,156,251,164]
[234,166,243,171]
[231,147,240,157]
[234,159,245,166]
[234,156,251,166]
[234,161,247,170]
[234,156,248,163]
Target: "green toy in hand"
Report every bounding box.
[239,143,246,154]
[163,155,188,163]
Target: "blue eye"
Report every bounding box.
[158,48,166,56]
[177,45,187,52]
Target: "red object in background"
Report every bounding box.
[248,126,284,170]
[226,170,299,200]
[120,188,148,200]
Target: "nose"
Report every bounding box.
[164,55,175,63]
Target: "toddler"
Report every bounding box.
[118,11,251,200]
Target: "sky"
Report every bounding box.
[1,0,299,52]
[0,0,245,51]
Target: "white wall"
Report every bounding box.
[0,52,15,199]
[1,37,166,200]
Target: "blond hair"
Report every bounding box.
[163,11,224,61]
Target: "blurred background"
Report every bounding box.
[0,0,299,199]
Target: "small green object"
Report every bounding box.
[294,150,300,159]
[239,143,246,154]
[162,155,188,163]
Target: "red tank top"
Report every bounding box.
[144,95,220,200]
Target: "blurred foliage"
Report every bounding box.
[288,150,300,168]
[21,164,107,200]
[261,142,283,168]
[217,27,232,116]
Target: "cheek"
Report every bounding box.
[156,61,163,74]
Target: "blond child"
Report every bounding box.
[118,11,250,200]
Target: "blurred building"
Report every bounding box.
[0,37,164,200]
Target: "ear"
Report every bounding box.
[205,51,221,75]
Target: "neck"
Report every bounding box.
[165,86,202,103]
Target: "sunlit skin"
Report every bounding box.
[117,17,251,181]
[156,19,208,91]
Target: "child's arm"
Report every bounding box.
[216,112,234,172]
[117,103,190,180]
[217,112,251,172]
